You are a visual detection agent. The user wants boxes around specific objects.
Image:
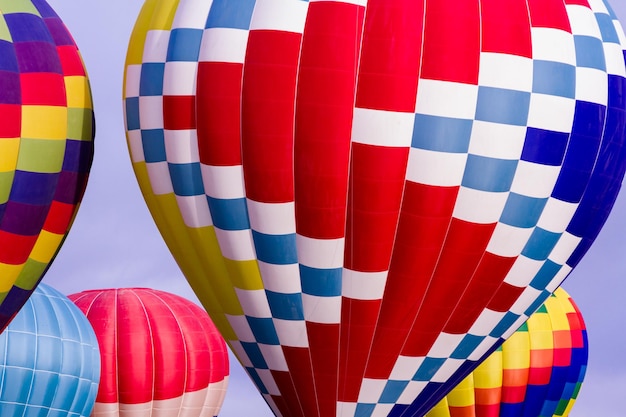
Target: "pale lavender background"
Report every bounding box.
[42,1,626,416]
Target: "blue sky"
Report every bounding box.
[43,1,626,416]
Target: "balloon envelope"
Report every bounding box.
[425,287,587,417]
[0,0,95,331]
[69,288,229,417]
[0,283,100,417]
[124,0,626,416]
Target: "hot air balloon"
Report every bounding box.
[0,0,95,331]
[424,287,587,417]
[69,288,229,417]
[0,282,100,417]
[123,0,626,416]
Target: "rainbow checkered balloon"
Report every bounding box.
[0,0,94,330]
[425,287,587,417]
[124,0,625,416]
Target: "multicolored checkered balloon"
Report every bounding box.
[424,287,587,417]
[0,0,94,331]
[123,0,626,416]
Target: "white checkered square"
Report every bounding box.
[163,61,198,95]
[214,228,256,261]
[370,404,394,417]
[510,286,542,315]
[351,108,414,147]
[431,358,464,383]
[415,79,479,119]
[503,256,544,287]
[258,343,288,371]
[452,187,509,224]
[486,222,534,257]
[427,333,464,358]
[510,160,561,199]
[175,194,213,228]
[389,356,424,380]
[146,161,174,195]
[173,0,213,28]
[199,28,249,63]
[273,318,308,347]
[125,64,142,98]
[250,0,309,33]
[576,67,609,104]
[397,381,428,404]
[527,93,576,133]
[605,42,626,76]
[468,309,506,336]
[468,121,526,160]
[588,0,609,14]
[407,148,467,186]
[201,164,246,199]
[258,262,302,293]
[164,129,199,164]
[302,293,341,324]
[142,30,171,62]
[536,197,579,233]
[478,52,533,91]
[567,4,603,38]
[247,200,295,235]
[296,235,345,269]
[256,368,281,396]
[138,96,164,130]
[127,129,144,163]
[548,231,582,265]
[357,379,387,403]
[531,28,576,65]
[337,402,357,416]
[235,288,272,318]
[341,269,387,300]
[226,316,256,343]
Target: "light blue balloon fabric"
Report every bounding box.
[0,283,100,417]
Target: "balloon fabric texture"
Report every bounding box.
[123,0,626,416]
[0,283,100,417]
[425,287,587,417]
[68,288,230,417]
[0,0,95,331]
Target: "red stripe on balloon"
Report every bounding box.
[527,0,572,32]
[339,298,381,402]
[294,1,363,239]
[282,346,318,417]
[241,30,300,203]
[344,143,409,271]
[163,95,195,131]
[444,253,518,334]
[402,220,497,357]
[421,0,480,84]
[355,0,424,112]
[307,322,340,416]
[365,183,459,379]
[197,62,243,166]
[480,0,532,58]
